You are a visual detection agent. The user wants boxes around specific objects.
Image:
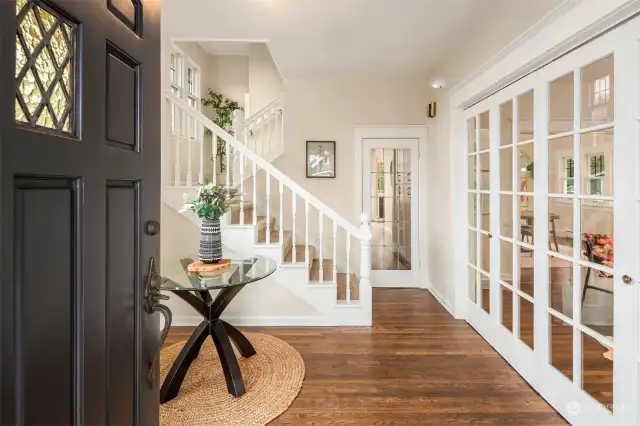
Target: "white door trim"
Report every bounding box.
[353,125,428,288]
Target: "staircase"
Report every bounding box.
[162,91,372,326]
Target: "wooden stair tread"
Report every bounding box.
[309,259,359,301]
[309,259,333,281]
[337,272,359,302]
[283,244,316,264]
[257,229,292,244]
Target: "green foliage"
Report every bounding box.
[201,90,244,172]
[376,161,385,194]
[180,182,239,220]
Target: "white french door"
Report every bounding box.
[464,17,640,425]
[363,138,419,287]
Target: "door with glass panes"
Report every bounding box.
[465,17,639,426]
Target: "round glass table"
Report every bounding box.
[158,255,277,403]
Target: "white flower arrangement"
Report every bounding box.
[180,182,238,220]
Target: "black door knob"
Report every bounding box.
[145,220,160,236]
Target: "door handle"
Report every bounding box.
[144,257,172,385]
[622,274,633,285]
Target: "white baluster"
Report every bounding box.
[260,116,265,156]
[225,141,230,189]
[267,109,272,155]
[292,193,297,263]
[174,134,181,186]
[252,160,257,227]
[305,201,309,264]
[333,221,337,283]
[186,139,193,186]
[211,134,217,185]
[266,172,271,244]
[346,234,351,303]
[198,131,204,184]
[279,105,284,155]
[318,212,324,283]
[359,214,372,304]
[279,182,284,245]
[239,154,245,226]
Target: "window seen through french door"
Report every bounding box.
[465,19,639,426]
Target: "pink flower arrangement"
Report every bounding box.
[584,233,614,277]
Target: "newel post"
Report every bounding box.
[359,213,372,324]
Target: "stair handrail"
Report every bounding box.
[245,94,283,124]
[165,90,369,241]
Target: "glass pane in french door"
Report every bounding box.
[370,148,412,270]
[467,114,485,310]
[545,54,616,412]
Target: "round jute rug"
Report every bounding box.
[159,333,305,426]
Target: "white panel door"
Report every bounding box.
[464,16,640,426]
[363,138,419,287]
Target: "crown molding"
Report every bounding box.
[447,0,640,108]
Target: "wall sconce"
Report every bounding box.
[428,102,437,118]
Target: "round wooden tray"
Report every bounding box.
[187,259,232,274]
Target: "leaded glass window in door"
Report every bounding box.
[15,0,77,135]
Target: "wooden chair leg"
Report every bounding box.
[582,266,592,306]
[550,218,559,252]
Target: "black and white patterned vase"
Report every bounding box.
[199,218,222,264]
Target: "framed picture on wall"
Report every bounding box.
[306,141,336,178]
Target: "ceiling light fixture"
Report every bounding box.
[432,81,445,89]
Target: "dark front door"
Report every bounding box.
[1,1,161,425]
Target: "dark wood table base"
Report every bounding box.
[160,286,256,403]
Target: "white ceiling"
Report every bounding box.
[167,0,563,78]
[198,41,252,56]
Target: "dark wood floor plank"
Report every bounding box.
[164,288,567,425]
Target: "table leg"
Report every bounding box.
[161,281,255,402]
[210,319,246,396]
[160,321,209,403]
[222,320,257,358]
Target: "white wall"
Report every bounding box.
[248,44,283,115]
[205,55,249,108]
[278,76,429,221]
[425,0,566,313]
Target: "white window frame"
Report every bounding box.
[591,75,611,107]
[185,59,201,139]
[168,45,202,138]
[585,152,606,196]
[561,156,575,194]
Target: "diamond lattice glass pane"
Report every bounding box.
[36,107,54,128]
[34,48,56,91]
[16,0,28,15]
[19,9,43,55]
[15,98,27,123]
[19,69,41,116]
[37,6,56,34]
[50,26,69,67]
[63,62,71,93]
[15,37,27,78]
[16,1,76,133]
[50,81,67,122]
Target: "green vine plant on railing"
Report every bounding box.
[201,89,244,173]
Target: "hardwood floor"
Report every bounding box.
[164,289,568,425]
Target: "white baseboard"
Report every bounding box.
[170,314,371,327]
[423,282,457,318]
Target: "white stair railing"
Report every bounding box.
[235,94,284,162]
[165,90,371,305]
